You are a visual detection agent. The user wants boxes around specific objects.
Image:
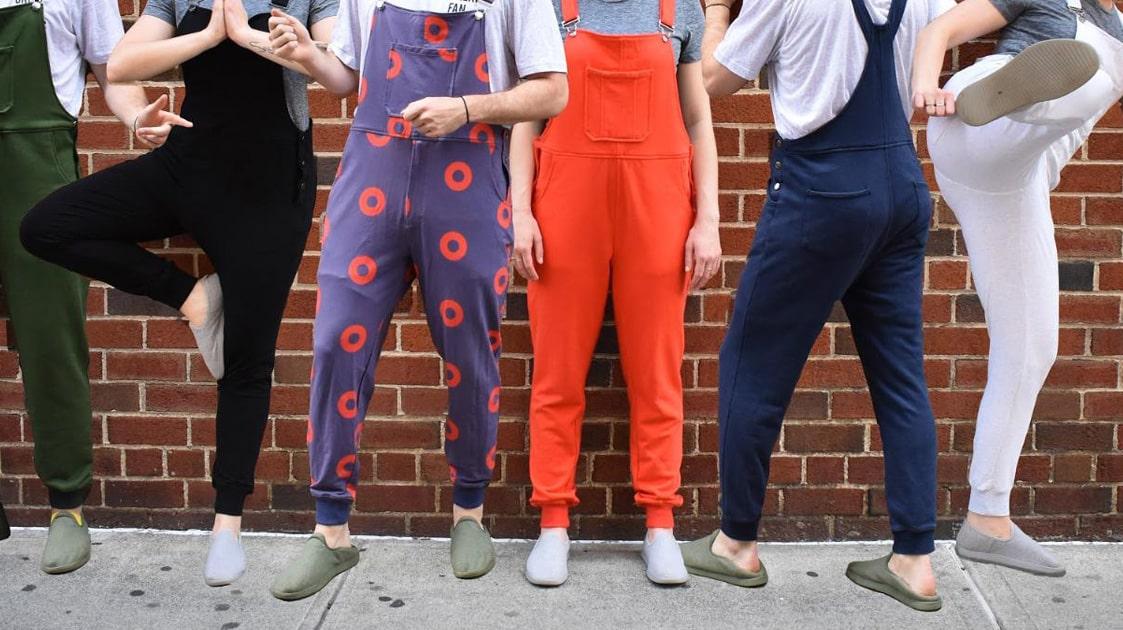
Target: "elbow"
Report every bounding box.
[106,58,125,84]
[702,62,737,98]
[541,76,569,119]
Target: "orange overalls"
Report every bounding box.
[528,0,694,530]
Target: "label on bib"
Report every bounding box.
[0,0,39,9]
[386,0,483,15]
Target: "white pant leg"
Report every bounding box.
[936,171,1060,517]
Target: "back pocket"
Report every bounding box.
[800,188,873,259]
[384,43,458,116]
[0,46,13,114]
[584,67,652,142]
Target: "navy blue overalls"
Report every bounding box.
[717,0,938,555]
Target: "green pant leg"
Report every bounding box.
[0,129,93,509]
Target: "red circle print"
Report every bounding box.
[336,453,357,479]
[353,421,364,448]
[348,256,378,285]
[366,132,391,148]
[497,198,512,229]
[404,197,413,216]
[315,288,322,315]
[475,53,489,84]
[438,48,457,62]
[486,444,497,471]
[439,231,468,261]
[387,49,402,79]
[446,362,461,387]
[337,390,358,419]
[469,123,496,154]
[424,16,449,44]
[488,387,500,413]
[440,299,464,327]
[322,215,331,244]
[444,162,473,192]
[388,116,413,138]
[306,419,314,445]
[446,417,460,441]
[493,266,509,294]
[359,186,386,216]
[358,77,368,104]
[488,330,501,352]
[449,464,458,483]
[340,324,367,353]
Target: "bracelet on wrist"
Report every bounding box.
[461,96,471,125]
[704,2,732,10]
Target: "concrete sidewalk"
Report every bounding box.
[1,529,1118,629]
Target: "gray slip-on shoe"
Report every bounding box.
[204,530,246,587]
[189,274,225,380]
[957,39,1100,127]
[271,534,359,601]
[956,520,1065,577]
[41,511,91,575]
[846,555,942,612]
[681,530,767,588]
[450,518,496,579]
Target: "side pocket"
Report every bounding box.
[799,188,873,259]
[0,46,14,114]
[532,146,557,202]
[910,181,934,247]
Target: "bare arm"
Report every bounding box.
[90,63,192,148]
[679,62,722,290]
[268,10,361,96]
[403,72,568,137]
[107,7,226,83]
[509,120,546,281]
[224,0,335,76]
[913,0,1009,116]
[701,5,747,97]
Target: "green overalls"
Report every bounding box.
[0,0,93,511]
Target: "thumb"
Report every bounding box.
[401,100,422,121]
[152,94,169,110]
[684,241,695,272]
[912,91,925,109]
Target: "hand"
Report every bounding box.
[133,94,193,148]
[684,217,721,291]
[268,9,317,64]
[204,0,227,47]
[512,208,544,281]
[224,0,254,48]
[402,97,468,138]
[913,86,956,118]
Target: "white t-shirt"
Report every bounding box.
[715,0,955,140]
[40,0,125,118]
[330,0,567,94]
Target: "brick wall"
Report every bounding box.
[1,2,1121,541]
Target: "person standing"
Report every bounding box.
[914,0,1123,576]
[21,0,337,586]
[681,0,953,612]
[0,0,187,573]
[264,0,567,599]
[510,0,721,587]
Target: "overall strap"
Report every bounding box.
[885,0,908,38]
[849,0,908,42]
[562,0,580,36]
[658,0,675,39]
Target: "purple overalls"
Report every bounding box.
[308,0,510,525]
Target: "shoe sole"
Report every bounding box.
[845,567,943,612]
[641,551,690,585]
[453,553,496,580]
[205,570,244,588]
[956,543,1067,577]
[526,572,567,587]
[685,565,767,588]
[271,555,359,601]
[957,39,1100,127]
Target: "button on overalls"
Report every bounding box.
[0,0,94,511]
[527,0,695,530]
[718,0,938,554]
[309,0,511,524]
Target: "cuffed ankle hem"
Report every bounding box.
[453,485,486,509]
[315,498,352,526]
[214,488,249,517]
[968,488,1011,518]
[892,530,936,555]
[539,504,570,529]
[645,506,674,529]
[720,516,759,542]
[48,486,90,511]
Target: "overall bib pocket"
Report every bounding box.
[0,45,13,114]
[384,43,458,116]
[584,67,652,142]
[799,188,872,259]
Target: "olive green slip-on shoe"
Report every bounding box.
[270,535,360,601]
[845,555,942,612]
[450,518,496,579]
[956,39,1100,127]
[680,530,768,588]
[41,511,91,575]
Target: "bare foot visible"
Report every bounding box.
[966,511,1013,540]
[180,277,209,327]
[888,553,938,597]
[453,504,484,525]
[709,530,761,572]
[212,513,242,536]
[314,523,352,549]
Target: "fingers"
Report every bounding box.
[532,230,544,265]
[163,112,193,128]
[401,100,422,121]
[943,91,956,116]
[684,242,695,274]
[514,247,537,281]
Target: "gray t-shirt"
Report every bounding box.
[990,0,1123,55]
[144,0,338,130]
[549,0,704,65]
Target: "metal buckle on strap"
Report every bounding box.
[658,21,674,41]
[563,17,581,37]
[1066,0,1087,21]
[374,0,386,10]
[475,0,493,20]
